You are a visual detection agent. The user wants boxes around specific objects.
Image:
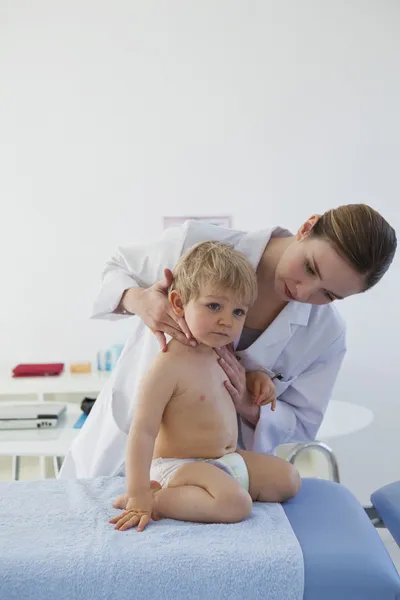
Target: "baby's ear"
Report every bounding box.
[169,290,185,318]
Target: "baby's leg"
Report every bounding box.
[236,450,301,503]
[153,462,252,523]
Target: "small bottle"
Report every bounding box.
[104,349,112,372]
[97,351,103,372]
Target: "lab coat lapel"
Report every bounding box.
[258,301,311,348]
[235,300,312,371]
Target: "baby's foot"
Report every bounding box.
[112,492,129,510]
[112,481,162,511]
[150,480,162,492]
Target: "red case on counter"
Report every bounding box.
[12,363,64,378]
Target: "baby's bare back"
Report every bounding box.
[153,342,238,460]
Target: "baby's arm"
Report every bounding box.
[246,371,276,411]
[111,354,178,531]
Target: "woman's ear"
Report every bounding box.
[296,214,320,240]
[169,290,185,318]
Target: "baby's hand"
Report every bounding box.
[246,371,276,411]
[109,491,153,532]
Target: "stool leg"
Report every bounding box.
[286,441,340,483]
[11,456,21,481]
[364,505,385,528]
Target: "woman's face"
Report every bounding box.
[274,221,366,305]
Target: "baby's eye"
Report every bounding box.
[233,308,245,317]
[207,303,221,311]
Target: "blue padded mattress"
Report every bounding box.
[284,478,400,599]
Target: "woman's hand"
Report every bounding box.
[215,345,260,426]
[126,269,196,352]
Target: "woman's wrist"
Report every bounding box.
[115,287,144,315]
[236,391,260,426]
[243,404,260,427]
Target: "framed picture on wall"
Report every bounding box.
[163,215,232,229]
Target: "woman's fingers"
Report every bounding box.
[154,331,168,352]
[153,322,195,349]
[158,313,195,346]
[156,268,174,293]
[175,316,193,341]
[164,325,195,345]
[163,313,182,329]
[218,357,241,389]
[214,346,231,359]
[166,315,196,345]
[215,346,238,368]
[215,346,245,396]
[224,379,241,404]
[166,311,195,345]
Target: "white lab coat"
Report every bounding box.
[59,220,346,479]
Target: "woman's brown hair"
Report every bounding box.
[311,204,397,290]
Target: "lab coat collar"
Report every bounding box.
[235,225,294,271]
[244,301,311,351]
[234,226,275,271]
[288,300,312,326]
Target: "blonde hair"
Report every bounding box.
[311,204,397,290]
[171,241,258,306]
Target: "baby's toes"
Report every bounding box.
[112,493,129,509]
[150,480,162,493]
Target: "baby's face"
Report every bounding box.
[183,285,248,348]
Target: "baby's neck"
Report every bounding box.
[167,339,219,356]
[195,342,221,356]
[168,338,232,357]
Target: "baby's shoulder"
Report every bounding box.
[160,342,204,380]
[140,351,182,397]
[150,341,194,373]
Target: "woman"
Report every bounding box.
[59,204,396,479]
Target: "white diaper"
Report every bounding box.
[150,452,250,491]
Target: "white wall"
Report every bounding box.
[1,1,400,501]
